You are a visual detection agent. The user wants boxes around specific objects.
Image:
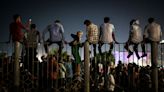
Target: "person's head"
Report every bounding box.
[30,24,36,29]
[77,31,83,38]
[55,20,60,23]
[13,14,21,22]
[104,17,110,23]
[84,20,91,26]
[148,17,155,23]
[130,19,136,25]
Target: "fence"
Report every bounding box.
[0,41,163,92]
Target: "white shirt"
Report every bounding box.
[100,23,115,43]
[144,22,162,42]
[130,24,143,43]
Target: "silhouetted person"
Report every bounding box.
[24,24,41,73]
[43,20,65,57]
[8,14,31,58]
[84,19,99,56]
[69,31,83,76]
[98,17,118,55]
[141,17,162,57]
[124,19,142,59]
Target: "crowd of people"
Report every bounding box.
[0,14,163,92]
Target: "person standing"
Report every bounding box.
[24,24,41,73]
[98,17,118,55]
[8,14,31,91]
[69,31,83,76]
[8,14,31,57]
[124,19,143,59]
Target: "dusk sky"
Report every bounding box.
[0,0,164,42]
[0,0,164,58]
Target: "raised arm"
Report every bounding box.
[42,25,49,42]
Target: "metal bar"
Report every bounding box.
[84,41,90,92]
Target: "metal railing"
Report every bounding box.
[0,41,163,92]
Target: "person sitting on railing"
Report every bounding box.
[24,24,41,73]
[98,17,118,55]
[141,17,162,57]
[124,19,142,59]
[43,20,65,58]
[84,20,99,56]
[69,31,83,76]
[8,14,31,58]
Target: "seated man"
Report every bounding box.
[124,19,142,59]
[141,17,162,57]
[43,20,65,57]
[84,19,99,56]
[98,17,118,55]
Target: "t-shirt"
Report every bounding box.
[144,22,162,42]
[43,23,64,42]
[130,24,143,43]
[99,23,115,43]
[10,22,25,42]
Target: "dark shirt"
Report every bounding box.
[10,22,25,42]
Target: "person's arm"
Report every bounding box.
[143,25,148,40]
[25,19,32,31]
[37,31,41,44]
[160,25,162,41]
[42,26,49,42]
[112,31,119,44]
[99,26,102,40]
[60,24,65,41]
[112,25,119,44]
[129,29,133,41]
[86,26,90,41]
[7,24,12,43]
[109,74,115,86]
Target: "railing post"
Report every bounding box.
[151,42,158,92]
[14,42,20,92]
[84,41,90,92]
